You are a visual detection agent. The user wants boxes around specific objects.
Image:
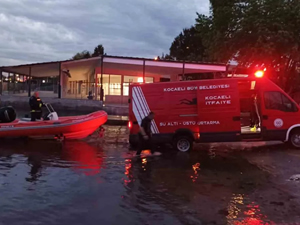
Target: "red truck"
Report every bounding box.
[128,70,300,152]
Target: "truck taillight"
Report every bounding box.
[128,121,132,129]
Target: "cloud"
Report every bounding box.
[0,0,209,66]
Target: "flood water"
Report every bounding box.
[1,125,300,225]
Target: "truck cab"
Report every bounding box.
[128,70,300,152]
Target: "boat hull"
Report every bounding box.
[0,111,108,140]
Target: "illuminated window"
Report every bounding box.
[123,76,154,96]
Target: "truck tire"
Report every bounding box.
[289,129,300,149]
[173,135,193,152]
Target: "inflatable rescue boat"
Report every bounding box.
[0,104,107,140]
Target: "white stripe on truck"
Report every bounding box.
[136,87,159,133]
[137,87,159,133]
[132,87,159,134]
[133,87,156,134]
[132,89,143,127]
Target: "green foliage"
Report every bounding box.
[167,0,300,93]
[168,26,208,61]
[160,53,174,60]
[72,50,91,60]
[92,45,104,57]
[210,0,300,93]
[72,44,105,60]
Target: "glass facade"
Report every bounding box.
[0,73,30,96]
[108,75,122,96]
[0,68,159,104]
[95,74,154,104]
[123,76,154,96]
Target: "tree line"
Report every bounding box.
[163,0,300,95]
[72,44,105,60]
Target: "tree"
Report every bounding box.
[206,0,300,94]
[166,0,300,94]
[200,0,237,63]
[72,50,91,60]
[194,14,214,61]
[168,26,208,61]
[161,53,174,60]
[92,45,104,57]
[72,44,105,60]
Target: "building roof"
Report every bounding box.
[0,55,228,78]
[102,54,227,66]
[0,57,101,77]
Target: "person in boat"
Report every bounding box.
[136,112,161,156]
[29,92,44,121]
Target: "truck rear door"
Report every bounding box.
[197,80,241,142]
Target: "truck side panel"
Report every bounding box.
[129,82,199,142]
[196,79,241,142]
[129,79,241,144]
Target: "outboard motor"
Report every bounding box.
[0,106,17,123]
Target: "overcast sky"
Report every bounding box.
[0,0,209,66]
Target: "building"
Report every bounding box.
[0,55,227,105]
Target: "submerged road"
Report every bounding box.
[0,125,300,225]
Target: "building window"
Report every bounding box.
[264,91,298,112]
[109,75,121,95]
[102,74,110,97]
[122,76,154,96]
[145,77,154,83]
[97,74,121,97]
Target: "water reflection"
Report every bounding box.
[227,194,244,220]
[63,141,104,176]
[0,130,296,224]
[191,162,200,183]
[124,159,133,186]
[0,139,104,183]
[227,194,274,225]
[141,158,147,171]
[26,154,43,182]
[121,149,280,224]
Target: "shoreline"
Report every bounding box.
[0,95,128,116]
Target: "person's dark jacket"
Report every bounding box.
[140,116,152,137]
[29,96,44,112]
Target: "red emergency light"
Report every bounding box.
[254,70,264,78]
[128,121,132,129]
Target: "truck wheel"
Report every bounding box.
[289,130,300,149]
[173,135,193,152]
